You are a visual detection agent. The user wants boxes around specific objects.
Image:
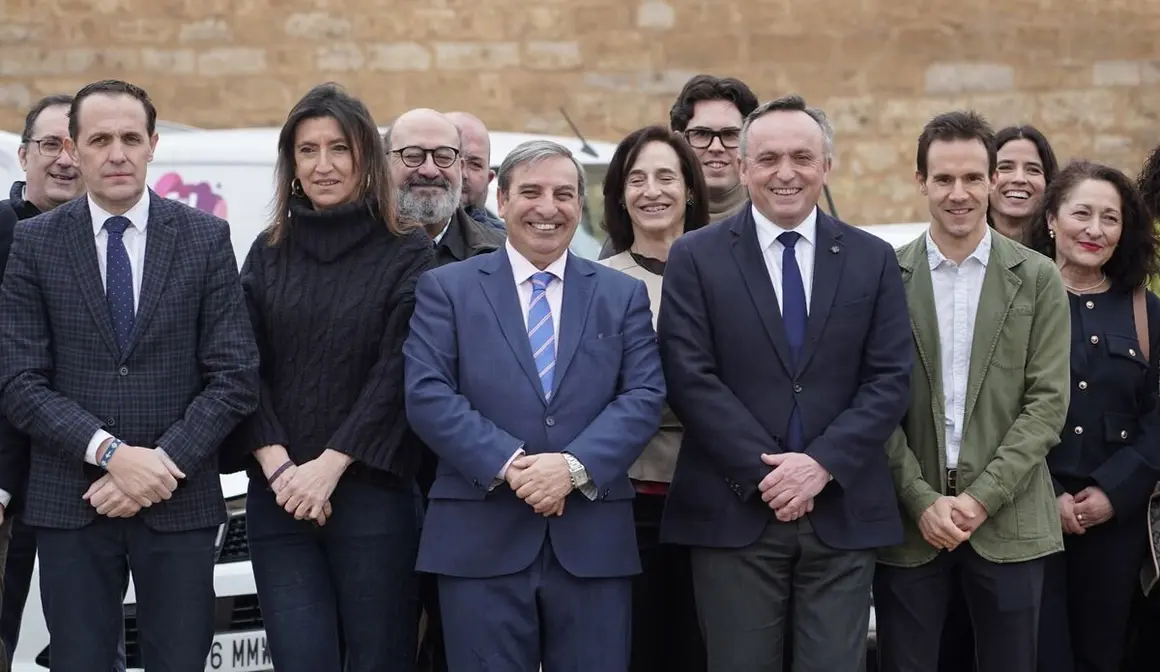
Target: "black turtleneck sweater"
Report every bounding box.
[237,198,434,482]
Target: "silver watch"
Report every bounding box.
[562,453,587,487]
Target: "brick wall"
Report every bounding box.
[1,0,1158,224]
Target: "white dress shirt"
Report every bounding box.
[85,192,151,465]
[754,205,818,314]
[927,227,991,469]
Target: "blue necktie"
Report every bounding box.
[104,216,135,353]
[526,272,556,400]
[779,231,806,451]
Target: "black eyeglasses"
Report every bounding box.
[392,146,460,169]
[26,136,65,158]
[684,127,741,150]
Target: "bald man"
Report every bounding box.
[444,111,505,231]
[387,108,504,672]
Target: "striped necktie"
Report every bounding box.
[526,272,557,399]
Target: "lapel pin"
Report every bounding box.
[830,245,840,254]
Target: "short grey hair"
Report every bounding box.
[496,140,587,203]
[739,94,835,162]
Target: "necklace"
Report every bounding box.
[1064,273,1107,293]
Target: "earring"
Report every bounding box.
[1049,228,1055,239]
[291,178,304,197]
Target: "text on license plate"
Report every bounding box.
[206,631,271,671]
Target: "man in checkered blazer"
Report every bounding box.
[0,79,259,672]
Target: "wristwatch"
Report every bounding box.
[562,453,589,488]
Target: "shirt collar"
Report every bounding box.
[89,189,150,237]
[926,226,992,270]
[754,204,818,252]
[506,239,568,285]
[432,215,453,245]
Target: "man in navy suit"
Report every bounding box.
[404,139,666,671]
[0,80,259,672]
[658,94,913,672]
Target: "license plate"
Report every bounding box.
[206,631,272,671]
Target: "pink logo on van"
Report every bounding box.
[153,172,228,219]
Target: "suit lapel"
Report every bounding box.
[898,237,946,422]
[478,252,546,403]
[65,200,121,359]
[962,237,1023,428]
[730,209,795,374]
[122,192,176,360]
[551,255,596,399]
[796,213,844,372]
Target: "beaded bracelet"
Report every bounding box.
[98,438,123,470]
[267,459,294,485]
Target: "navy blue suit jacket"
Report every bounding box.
[403,248,665,579]
[658,206,912,551]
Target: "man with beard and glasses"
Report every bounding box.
[445,111,505,232]
[386,107,505,672]
[0,94,128,672]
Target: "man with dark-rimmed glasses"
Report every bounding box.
[599,74,758,260]
[384,107,504,672]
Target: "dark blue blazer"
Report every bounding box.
[403,248,666,579]
[658,206,912,551]
[0,191,260,531]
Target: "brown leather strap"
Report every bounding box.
[1134,285,1150,362]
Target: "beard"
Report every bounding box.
[396,174,462,227]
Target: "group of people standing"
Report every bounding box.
[0,70,1157,672]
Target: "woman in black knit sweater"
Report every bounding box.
[234,83,434,672]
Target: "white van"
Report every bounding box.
[0,125,926,671]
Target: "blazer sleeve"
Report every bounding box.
[560,279,666,490]
[0,204,28,504]
[658,237,781,500]
[403,270,526,494]
[1090,290,1160,517]
[803,243,914,488]
[154,220,260,474]
[964,262,1071,516]
[0,221,107,462]
[326,234,435,472]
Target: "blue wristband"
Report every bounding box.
[98,438,123,470]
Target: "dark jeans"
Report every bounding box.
[1038,512,1147,672]
[631,492,705,672]
[36,517,216,672]
[874,544,1045,672]
[247,475,420,672]
[0,516,126,671]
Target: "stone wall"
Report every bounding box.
[1,0,1158,224]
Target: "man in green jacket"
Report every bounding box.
[873,111,1070,672]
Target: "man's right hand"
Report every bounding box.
[918,496,973,551]
[102,442,183,506]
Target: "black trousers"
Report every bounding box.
[874,543,1045,672]
[1037,511,1147,672]
[630,493,705,672]
[36,517,217,672]
[691,516,875,672]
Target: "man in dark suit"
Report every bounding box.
[403,139,666,671]
[658,94,914,672]
[385,106,506,672]
[0,79,259,672]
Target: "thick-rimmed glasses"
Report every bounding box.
[392,146,460,169]
[26,136,64,158]
[684,127,741,150]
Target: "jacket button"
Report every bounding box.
[793,383,802,393]
[1074,426,1083,435]
[106,417,116,426]
[1078,381,1087,390]
[1090,335,1099,345]
[545,417,555,427]
[1121,430,1129,439]
[118,366,128,376]
[1085,300,1094,309]
[1130,348,1137,357]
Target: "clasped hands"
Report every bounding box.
[83,441,186,518]
[1057,486,1114,535]
[269,447,349,526]
[758,452,831,522]
[505,453,573,517]
[918,493,988,551]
